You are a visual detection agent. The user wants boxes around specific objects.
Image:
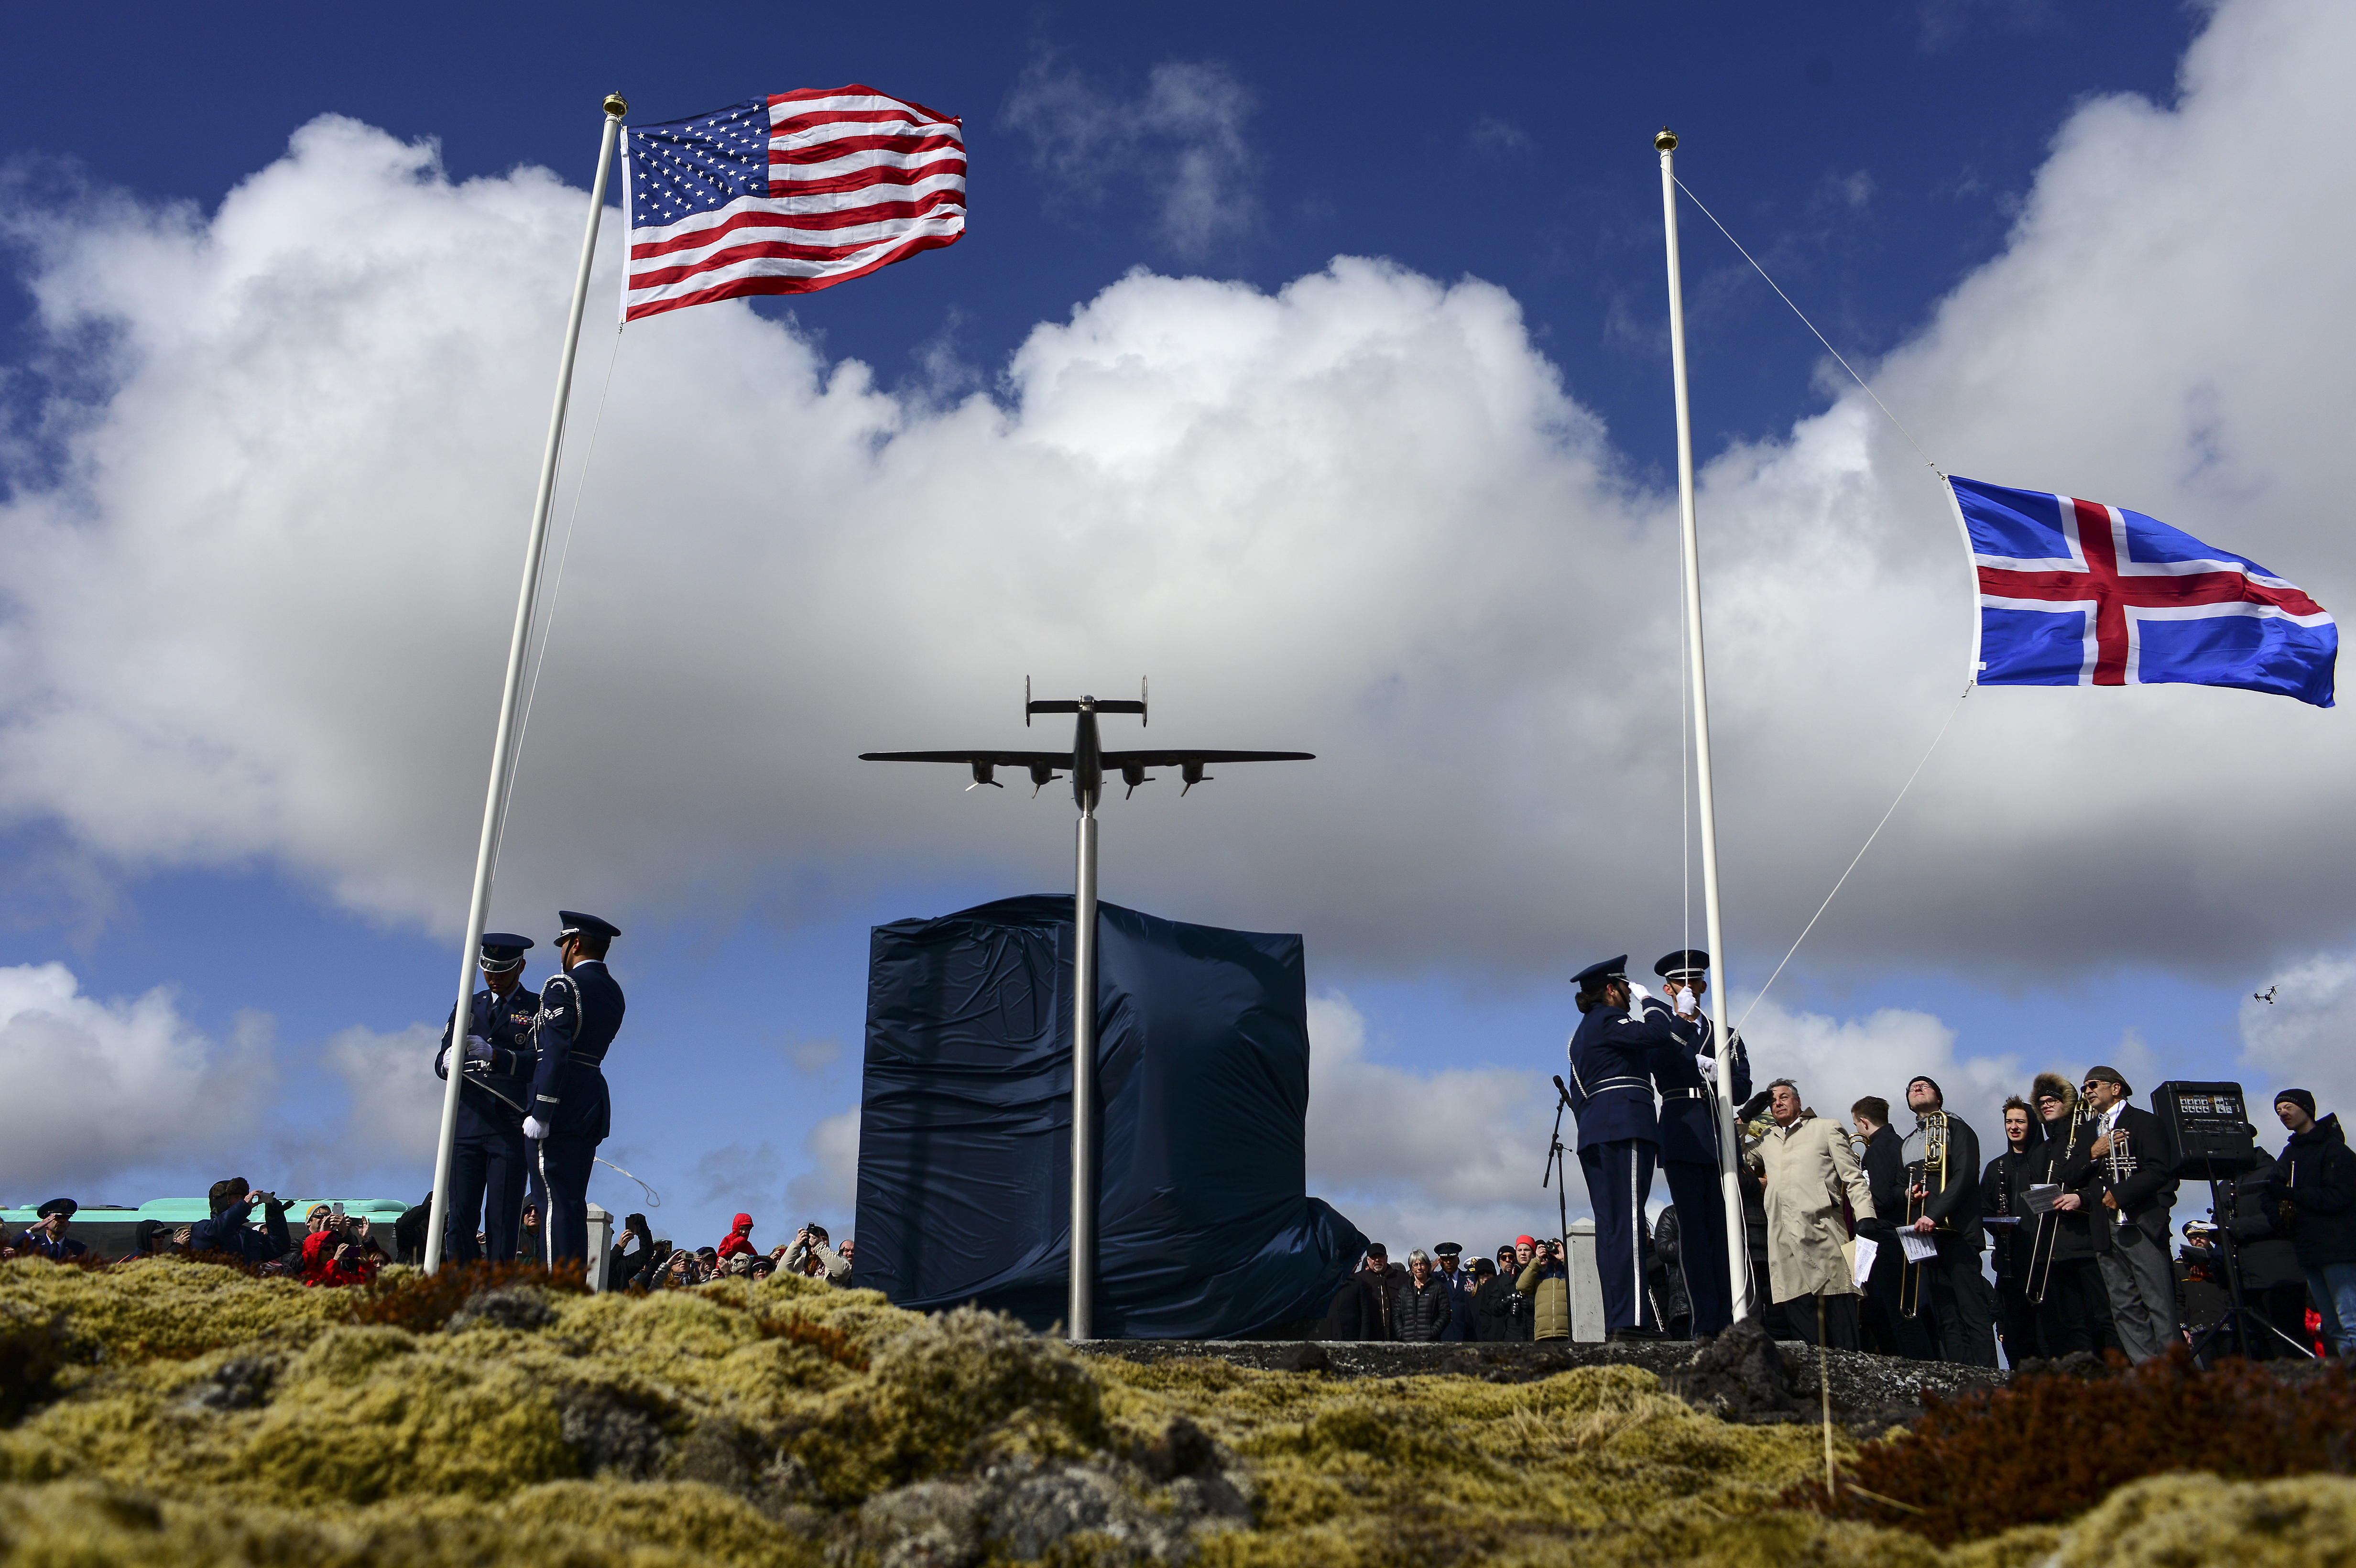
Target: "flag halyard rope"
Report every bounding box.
[490,324,625,882]
[1670,175,1946,482]
[1734,683,1970,1031]
[1667,172,1980,1024]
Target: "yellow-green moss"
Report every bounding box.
[0,1257,2338,1565]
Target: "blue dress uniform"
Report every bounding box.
[1564,955,1674,1336]
[525,910,625,1268]
[1645,948,1752,1338]
[434,933,540,1263]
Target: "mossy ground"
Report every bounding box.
[0,1256,2344,1566]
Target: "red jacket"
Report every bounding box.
[300,1229,380,1287]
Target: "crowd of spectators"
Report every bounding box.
[2,1186,859,1303]
[1327,1236,1585,1342]
[0,1179,394,1287]
[1320,1077,2356,1367]
[604,1214,856,1293]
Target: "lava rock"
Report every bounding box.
[1668,1315,1800,1417]
[552,1382,669,1478]
[185,1355,276,1412]
[1283,1341,1331,1375]
[445,1286,557,1335]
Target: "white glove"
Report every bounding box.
[1673,988,1697,1018]
[522,1115,549,1140]
[1696,1053,1718,1079]
[464,1034,493,1062]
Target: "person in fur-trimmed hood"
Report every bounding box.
[2023,1072,2114,1357]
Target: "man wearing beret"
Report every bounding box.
[523,910,626,1268]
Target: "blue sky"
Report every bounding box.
[4,0,2348,1257]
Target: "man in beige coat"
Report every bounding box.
[1746,1078,1877,1350]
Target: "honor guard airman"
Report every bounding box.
[436,932,542,1262]
[1645,948,1750,1339]
[1564,955,1674,1340]
[523,910,625,1268]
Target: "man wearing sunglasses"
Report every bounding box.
[2077,1066,2179,1363]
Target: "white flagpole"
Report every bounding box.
[424,92,628,1273]
[1656,128,1752,1323]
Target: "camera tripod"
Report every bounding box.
[2184,1169,2314,1367]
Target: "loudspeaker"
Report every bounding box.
[2150,1081,2258,1179]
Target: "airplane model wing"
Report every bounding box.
[1098,748,1314,796]
[1098,750,1315,767]
[858,750,1074,793]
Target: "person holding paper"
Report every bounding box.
[1746,1078,1877,1352]
[2027,1072,2112,1356]
[1981,1096,2046,1364]
[1901,1077,1999,1368]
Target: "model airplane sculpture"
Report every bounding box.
[859,680,1312,1340]
[859,679,1312,804]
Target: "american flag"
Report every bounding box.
[621,86,964,322]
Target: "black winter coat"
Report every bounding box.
[1982,1144,2043,1281]
[1913,1112,1986,1249]
[1390,1274,1455,1342]
[2089,1105,2179,1250]
[1861,1126,1907,1239]
[1329,1267,1401,1340]
[2029,1112,2101,1262]
[1474,1274,1531,1341]
[2271,1113,2356,1268]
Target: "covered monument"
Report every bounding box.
[854,894,1365,1338]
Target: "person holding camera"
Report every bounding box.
[188,1178,293,1266]
[298,1205,385,1287]
[1475,1238,1536,1341]
[781,1223,850,1284]
[1516,1236,1572,1340]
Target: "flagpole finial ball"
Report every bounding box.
[604,92,629,119]
[1655,127,1679,152]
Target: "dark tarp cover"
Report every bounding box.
[855,894,1366,1337]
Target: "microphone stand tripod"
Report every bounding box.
[1542,1075,1574,1270]
[2185,1162,2313,1367]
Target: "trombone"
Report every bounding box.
[1898,1110,1952,1319]
[2026,1100,2087,1304]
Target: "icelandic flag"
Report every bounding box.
[1951,477,2336,708]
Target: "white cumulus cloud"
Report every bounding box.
[0,0,2351,1009]
[0,963,270,1198]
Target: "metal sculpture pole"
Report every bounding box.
[1658,127,1752,1321]
[425,93,627,1273]
[1069,798,1100,1339]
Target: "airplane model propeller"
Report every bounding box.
[858,680,1312,1340]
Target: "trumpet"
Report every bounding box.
[1899,1110,1952,1320]
[2103,1125,2136,1229]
